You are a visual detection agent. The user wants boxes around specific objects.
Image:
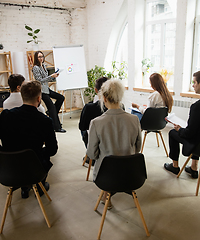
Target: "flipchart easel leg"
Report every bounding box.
[80,89,85,106]
[70,90,72,119]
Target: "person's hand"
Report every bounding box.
[132,103,139,109]
[51,73,59,78]
[143,104,147,109]
[174,124,181,131]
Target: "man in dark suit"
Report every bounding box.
[164,71,200,178]
[0,81,58,198]
[79,77,108,165]
[79,77,109,148]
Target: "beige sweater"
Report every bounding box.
[87,108,142,180]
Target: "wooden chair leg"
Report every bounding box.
[156,132,159,147]
[32,185,51,228]
[177,154,192,178]
[82,155,88,166]
[141,131,147,153]
[0,188,13,234]
[86,159,92,181]
[132,191,150,237]
[97,192,111,240]
[38,182,52,201]
[158,131,169,157]
[94,190,104,211]
[196,169,200,196]
[8,189,13,207]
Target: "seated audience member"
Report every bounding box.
[79,77,109,148]
[87,79,141,208]
[3,74,45,114]
[164,71,200,178]
[0,81,58,198]
[131,73,173,120]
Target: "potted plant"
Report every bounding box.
[111,61,128,80]
[141,58,153,76]
[159,69,173,84]
[84,61,128,102]
[25,25,41,50]
[84,65,112,102]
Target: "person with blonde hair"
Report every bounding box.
[131,73,173,120]
[87,79,141,208]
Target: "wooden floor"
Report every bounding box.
[0,111,199,240]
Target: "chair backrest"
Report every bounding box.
[140,107,168,131]
[94,153,147,192]
[0,149,47,187]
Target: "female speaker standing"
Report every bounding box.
[32,51,66,133]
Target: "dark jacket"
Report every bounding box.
[179,99,200,144]
[0,104,58,171]
[79,100,107,131]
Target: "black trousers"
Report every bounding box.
[169,129,199,161]
[81,130,88,148]
[42,89,65,130]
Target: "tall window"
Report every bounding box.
[115,23,128,64]
[144,0,177,88]
[114,23,128,86]
[192,0,200,75]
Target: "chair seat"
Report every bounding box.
[93,154,150,239]
[0,149,52,233]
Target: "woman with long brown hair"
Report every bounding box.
[32,51,66,133]
[131,73,173,119]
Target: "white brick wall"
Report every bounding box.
[86,0,124,69]
[0,4,88,108]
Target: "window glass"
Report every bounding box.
[146,24,161,69]
[114,23,128,86]
[144,0,176,89]
[146,0,177,21]
[194,22,200,72]
[115,23,128,64]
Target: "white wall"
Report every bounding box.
[86,0,124,68]
[0,3,88,108]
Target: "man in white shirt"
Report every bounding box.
[3,74,45,114]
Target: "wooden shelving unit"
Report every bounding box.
[0,52,12,111]
[0,51,13,85]
[26,50,54,81]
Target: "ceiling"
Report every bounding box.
[0,0,87,9]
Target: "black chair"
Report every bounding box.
[140,107,168,156]
[177,142,200,196]
[0,149,52,233]
[94,153,150,240]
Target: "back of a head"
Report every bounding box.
[95,77,109,91]
[8,74,25,92]
[21,81,41,104]
[149,73,173,113]
[193,71,200,84]
[149,73,165,91]
[100,78,124,104]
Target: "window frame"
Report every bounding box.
[143,0,176,88]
